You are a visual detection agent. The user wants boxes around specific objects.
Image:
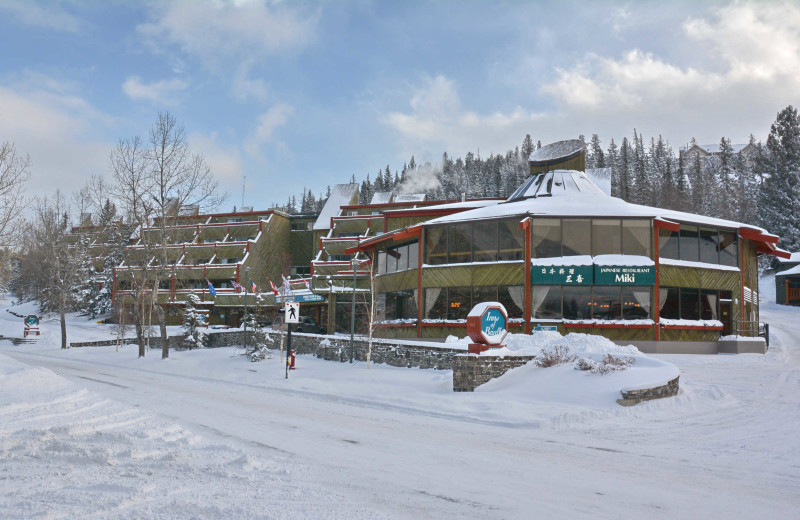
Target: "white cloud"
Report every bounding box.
[231,63,269,102]
[189,132,242,189]
[122,76,189,105]
[138,1,318,68]
[385,2,800,156]
[0,75,112,198]
[0,0,83,32]
[384,75,542,159]
[244,103,294,160]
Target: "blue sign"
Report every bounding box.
[534,325,558,331]
[481,308,507,343]
[277,293,326,303]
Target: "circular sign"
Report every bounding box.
[466,302,508,345]
[24,315,39,327]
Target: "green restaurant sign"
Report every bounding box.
[532,263,654,286]
[594,264,655,285]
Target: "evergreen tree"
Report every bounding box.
[758,105,800,251]
[618,137,632,201]
[589,134,605,168]
[521,134,534,160]
[181,294,206,349]
[606,138,620,198]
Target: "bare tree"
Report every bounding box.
[0,141,32,244]
[110,112,225,359]
[28,192,87,349]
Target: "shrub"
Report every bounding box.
[575,353,635,374]
[535,345,576,367]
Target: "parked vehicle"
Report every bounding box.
[272,315,326,334]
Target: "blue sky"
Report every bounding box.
[1,0,799,210]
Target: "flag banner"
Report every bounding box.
[269,280,279,296]
[207,280,217,296]
[251,281,257,293]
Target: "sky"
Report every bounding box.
[1,0,799,211]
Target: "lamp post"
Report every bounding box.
[349,256,362,363]
[243,266,250,353]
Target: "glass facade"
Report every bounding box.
[424,219,524,265]
[424,285,525,320]
[378,241,419,275]
[659,224,738,267]
[384,290,417,321]
[533,286,653,321]
[531,218,652,258]
[659,287,729,321]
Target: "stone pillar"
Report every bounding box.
[326,293,337,334]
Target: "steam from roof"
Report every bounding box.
[397,162,441,195]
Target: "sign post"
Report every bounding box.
[284,302,300,379]
[466,302,508,354]
[24,315,40,338]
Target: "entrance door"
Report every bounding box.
[720,299,732,336]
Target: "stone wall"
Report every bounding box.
[266,332,460,370]
[617,376,680,406]
[452,354,536,392]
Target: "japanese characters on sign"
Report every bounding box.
[532,264,593,285]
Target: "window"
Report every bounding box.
[396,244,409,271]
[408,242,419,268]
[498,285,525,319]
[377,251,386,275]
[592,219,621,256]
[447,287,471,320]
[424,288,446,319]
[473,221,498,262]
[622,220,651,257]
[699,227,719,264]
[591,286,621,320]
[386,249,397,272]
[680,288,700,320]
[385,290,417,320]
[659,287,680,319]
[659,228,679,260]
[719,230,738,267]
[563,219,591,256]
[290,265,311,276]
[498,220,524,261]
[291,222,311,231]
[425,227,447,265]
[531,286,563,320]
[448,224,472,264]
[532,219,561,258]
[622,287,651,319]
[679,225,700,262]
[471,286,497,308]
[700,289,718,320]
[562,286,592,320]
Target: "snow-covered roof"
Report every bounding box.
[585,167,611,196]
[384,198,501,214]
[424,170,772,234]
[394,193,427,202]
[370,192,393,204]
[528,139,584,164]
[508,170,606,201]
[313,183,359,231]
[778,263,800,277]
[777,252,800,263]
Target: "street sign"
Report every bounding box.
[285,302,300,324]
[534,325,559,332]
[24,315,39,327]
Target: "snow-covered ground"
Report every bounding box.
[1,288,799,518]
